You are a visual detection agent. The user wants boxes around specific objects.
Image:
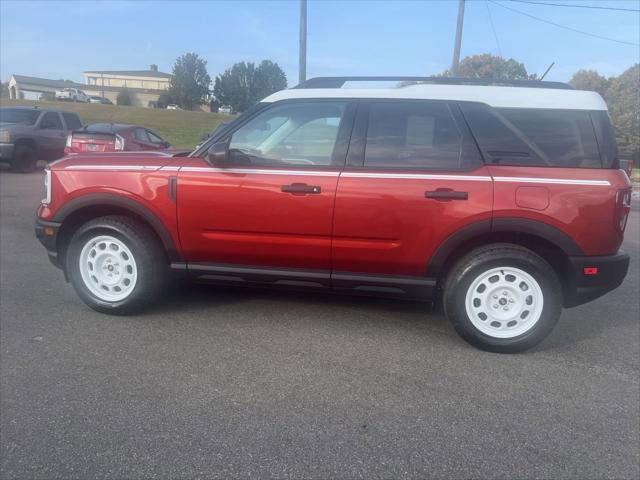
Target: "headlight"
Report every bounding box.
[0,129,10,143]
[115,134,125,151]
[42,169,51,205]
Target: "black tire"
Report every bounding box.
[66,215,167,315]
[443,243,562,353]
[10,145,37,173]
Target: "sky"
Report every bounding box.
[1,0,638,86]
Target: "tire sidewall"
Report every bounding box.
[66,223,156,313]
[12,146,36,173]
[445,254,562,353]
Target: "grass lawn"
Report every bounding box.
[0,98,235,149]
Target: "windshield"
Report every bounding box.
[0,108,40,125]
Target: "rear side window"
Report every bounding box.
[460,103,602,168]
[590,111,618,168]
[62,113,82,130]
[40,112,63,130]
[364,102,461,169]
[133,129,150,142]
[498,108,600,168]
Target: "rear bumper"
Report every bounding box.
[564,251,630,307]
[35,218,62,269]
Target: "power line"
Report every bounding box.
[506,0,640,13]
[485,0,503,56]
[488,0,640,46]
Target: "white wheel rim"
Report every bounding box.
[465,267,544,339]
[78,235,138,302]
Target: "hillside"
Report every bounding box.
[0,99,234,149]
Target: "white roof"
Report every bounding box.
[263,84,608,111]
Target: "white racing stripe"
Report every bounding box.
[63,165,164,171]
[181,167,341,177]
[341,172,491,181]
[493,176,610,186]
[60,165,612,187]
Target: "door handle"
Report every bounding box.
[425,189,468,201]
[281,183,321,195]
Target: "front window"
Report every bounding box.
[228,102,347,167]
[0,108,40,125]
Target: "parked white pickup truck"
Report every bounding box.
[55,88,90,103]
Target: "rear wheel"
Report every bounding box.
[66,215,167,314]
[11,145,37,173]
[443,244,562,353]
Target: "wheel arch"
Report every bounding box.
[53,194,180,271]
[428,218,582,293]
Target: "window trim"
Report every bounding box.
[347,99,482,172]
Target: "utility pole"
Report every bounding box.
[299,0,307,84]
[451,0,465,75]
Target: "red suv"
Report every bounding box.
[35,77,631,352]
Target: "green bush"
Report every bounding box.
[116,87,132,106]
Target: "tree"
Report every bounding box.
[255,60,288,101]
[606,64,640,163]
[116,87,132,106]
[0,82,8,98]
[157,91,174,108]
[169,53,211,110]
[441,53,535,80]
[569,70,609,96]
[213,60,287,113]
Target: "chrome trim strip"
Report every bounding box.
[181,167,341,177]
[493,176,611,186]
[63,165,163,171]
[341,172,492,181]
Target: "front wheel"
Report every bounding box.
[66,215,167,314]
[10,145,37,173]
[443,244,562,353]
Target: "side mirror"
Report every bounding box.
[206,140,229,165]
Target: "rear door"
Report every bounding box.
[332,100,493,287]
[178,100,355,274]
[37,112,66,160]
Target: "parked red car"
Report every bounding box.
[36,77,631,352]
[64,123,171,154]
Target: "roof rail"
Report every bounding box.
[294,76,572,90]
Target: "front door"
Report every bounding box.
[178,100,355,272]
[332,100,494,282]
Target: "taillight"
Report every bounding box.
[65,134,72,148]
[115,134,125,151]
[617,189,632,232]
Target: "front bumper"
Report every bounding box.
[35,217,62,269]
[564,251,630,307]
[0,143,15,161]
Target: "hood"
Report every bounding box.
[50,151,178,172]
[0,122,26,130]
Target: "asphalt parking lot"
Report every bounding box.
[1,170,638,479]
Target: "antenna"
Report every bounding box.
[540,62,555,80]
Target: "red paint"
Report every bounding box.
[39,154,631,276]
